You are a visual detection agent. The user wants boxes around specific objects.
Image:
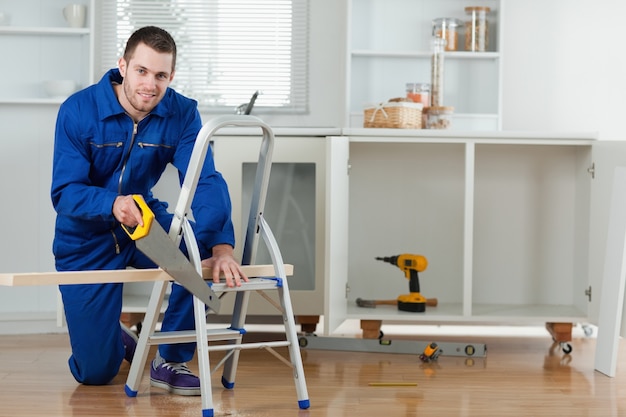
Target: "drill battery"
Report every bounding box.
[397,293,427,312]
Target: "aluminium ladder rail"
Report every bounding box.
[123,115,310,417]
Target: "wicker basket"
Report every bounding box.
[364,101,423,129]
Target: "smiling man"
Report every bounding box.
[51,26,247,395]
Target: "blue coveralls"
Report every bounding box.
[51,69,235,385]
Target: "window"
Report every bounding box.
[100,0,309,113]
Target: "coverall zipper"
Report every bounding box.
[118,121,138,195]
[112,120,138,255]
[110,230,120,254]
[89,141,123,148]
[138,142,173,149]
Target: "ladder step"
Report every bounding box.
[148,328,244,345]
[211,277,283,293]
[146,330,291,352]
[206,340,291,353]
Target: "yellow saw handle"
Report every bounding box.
[120,194,154,241]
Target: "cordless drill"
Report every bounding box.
[376,254,428,312]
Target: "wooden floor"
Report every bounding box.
[1,326,626,416]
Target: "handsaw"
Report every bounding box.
[121,195,221,313]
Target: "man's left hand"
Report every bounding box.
[201,244,248,288]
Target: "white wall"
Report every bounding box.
[501,0,626,140]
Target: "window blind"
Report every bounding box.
[99,0,309,113]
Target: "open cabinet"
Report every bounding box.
[325,131,626,337]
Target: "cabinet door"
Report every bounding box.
[325,136,350,334]
[213,136,326,316]
[588,141,626,329]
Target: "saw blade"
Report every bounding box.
[134,218,221,313]
[122,195,221,313]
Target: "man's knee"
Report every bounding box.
[69,356,121,385]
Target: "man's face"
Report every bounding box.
[117,42,175,120]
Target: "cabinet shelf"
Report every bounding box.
[0,98,66,105]
[342,128,597,144]
[345,303,587,324]
[352,50,500,60]
[0,26,89,36]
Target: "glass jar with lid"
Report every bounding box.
[406,83,430,107]
[424,106,454,129]
[432,18,463,52]
[465,6,490,52]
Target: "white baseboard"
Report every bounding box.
[0,312,67,335]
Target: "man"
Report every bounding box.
[51,26,247,395]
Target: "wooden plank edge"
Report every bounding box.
[0,264,293,287]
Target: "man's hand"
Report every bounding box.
[112,195,144,227]
[201,244,248,288]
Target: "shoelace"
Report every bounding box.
[161,362,194,376]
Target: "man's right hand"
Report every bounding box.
[112,195,144,227]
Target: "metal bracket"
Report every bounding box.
[588,162,595,179]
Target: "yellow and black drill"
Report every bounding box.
[376,254,428,312]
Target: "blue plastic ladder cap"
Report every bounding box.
[298,399,311,409]
[228,326,246,335]
[202,408,214,417]
[124,384,138,397]
[222,375,235,389]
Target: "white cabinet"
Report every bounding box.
[347,0,502,130]
[0,0,94,104]
[324,130,622,335]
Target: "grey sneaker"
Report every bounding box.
[150,359,201,396]
[120,324,138,363]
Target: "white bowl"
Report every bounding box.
[43,80,77,98]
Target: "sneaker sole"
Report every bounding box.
[120,322,139,342]
[150,378,201,396]
[120,322,138,363]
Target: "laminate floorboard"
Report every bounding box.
[1,328,625,416]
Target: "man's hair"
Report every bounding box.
[123,26,177,70]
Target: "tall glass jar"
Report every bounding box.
[430,37,445,107]
[432,18,463,52]
[465,6,490,52]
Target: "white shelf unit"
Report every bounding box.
[0,0,94,104]
[323,131,621,335]
[347,0,502,130]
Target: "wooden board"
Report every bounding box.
[0,264,293,287]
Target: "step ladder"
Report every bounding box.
[123,115,310,416]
